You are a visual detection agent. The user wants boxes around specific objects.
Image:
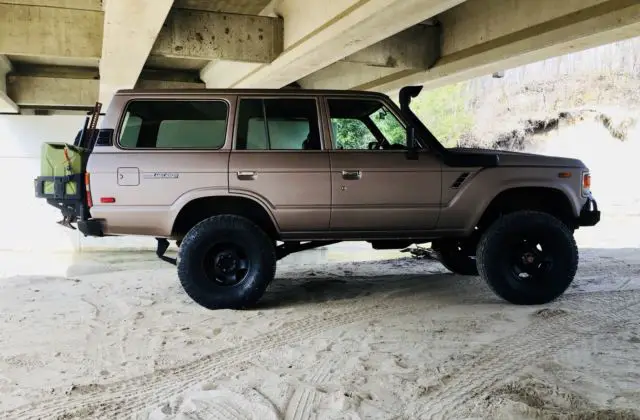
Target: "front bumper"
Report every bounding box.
[578,195,600,226]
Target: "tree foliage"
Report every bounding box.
[332,84,475,149]
[408,83,475,148]
[332,108,408,149]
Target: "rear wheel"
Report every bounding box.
[432,239,479,276]
[476,210,578,305]
[177,215,276,310]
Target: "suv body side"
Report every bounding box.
[86,89,592,241]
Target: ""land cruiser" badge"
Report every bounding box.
[144,172,179,179]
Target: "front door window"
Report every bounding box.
[328,98,406,151]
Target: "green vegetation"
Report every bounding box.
[409,83,475,148]
[331,119,375,149]
[331,106,407,150]
[331,86,475,150]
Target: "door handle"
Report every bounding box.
[237,171,257,180]
[342,170,362,180]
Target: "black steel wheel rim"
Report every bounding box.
[203,243,250,286]
[507,235,554,282]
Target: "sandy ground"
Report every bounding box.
[0,213,639,420]
[2,123,640,419]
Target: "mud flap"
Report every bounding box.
[156,238,177,266]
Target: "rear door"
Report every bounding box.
[326,96,442,232]
[228,96,331,234]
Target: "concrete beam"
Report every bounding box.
[7,75,99,108]
[218,0,466,89]
[201,60,262,88]
[173,0,273,15]
[0,0,102,11]
[99,0,175,105]
[152,10,283,64]
[0,3,103,66]
[299,24,440,90]
[135,79,205,89]
[0,3,283,96]
[0,55,19,113]
[197,0,280,88]
[362,0,640,92]
[6,73,204,108]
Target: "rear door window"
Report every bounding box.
[235,98,322,150]
[117,100,229,149]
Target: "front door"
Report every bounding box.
[326,97,442,232]
[229,96,331,234]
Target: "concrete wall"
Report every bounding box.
[0,114,155,252]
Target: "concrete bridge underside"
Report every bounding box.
[0,0,639,113]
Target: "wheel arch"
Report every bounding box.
[474,186,577,231]
[171,195,280,240]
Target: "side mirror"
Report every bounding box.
[406,126,418,160]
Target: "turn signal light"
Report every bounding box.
[100,197,116,204]
[583,173,591,189]
[582,172,591,196]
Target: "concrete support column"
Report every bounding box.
[0,56,19,114]
[99,0,175,106]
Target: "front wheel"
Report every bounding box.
[177,215,276,310]
[476,211,578,305]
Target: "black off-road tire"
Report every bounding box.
[177,215,276,310]
[476,210,578,305]
[432,239,479,276]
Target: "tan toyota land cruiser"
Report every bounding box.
[34,86,600,310]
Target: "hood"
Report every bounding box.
[450,147,586,168]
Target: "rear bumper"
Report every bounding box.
[578,195,600,227]
[78,219,105,237]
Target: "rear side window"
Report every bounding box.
[118,100,228,149]
[235,98,322,150]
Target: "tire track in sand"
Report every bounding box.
[417,290,640,420]
[284,355,340,420]
[3,281,431,420]
[2,288,634,420]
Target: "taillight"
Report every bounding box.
[85,172,93,208]
[582,172,591,196]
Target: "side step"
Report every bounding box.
[276,241,339,260]
[156,238,177,265]
[156,239,338,265]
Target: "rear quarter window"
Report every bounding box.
[117,100,229,149]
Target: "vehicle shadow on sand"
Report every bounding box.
[255,260,499,310]
[254,246,640,310]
